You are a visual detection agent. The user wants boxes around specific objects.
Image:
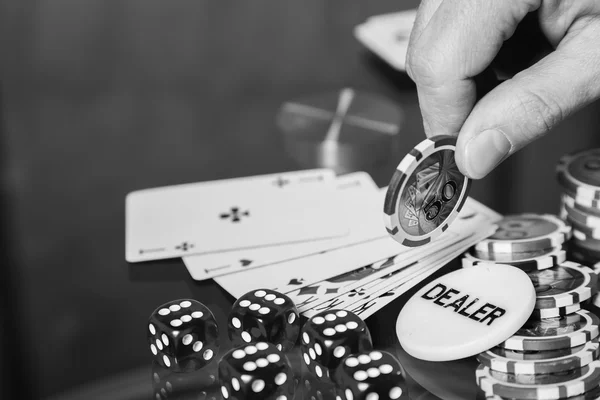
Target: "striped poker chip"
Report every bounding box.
[572,235,600,256]
[489,339,598,362]
[462,247,566,272]
[531,303,582,319]
[572,230,600,253]
[383,135,470,247]
[476,361,600,400]
[477,339,600,375]
[472,246,566,264]
[573,229,600,242]
[499,310,600,351]
[475,214,571,255]
[530,261,597,309]
[564,200,600,229]
[568,216,600,241]
[479,384,600,399]
[564,191,600,211]
[565,213,600,258]
[557,149,600,201]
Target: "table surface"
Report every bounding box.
[2,1,600,399]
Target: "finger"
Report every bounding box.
[408,0,444,46]
[455,17,600,179]
[406,0,444,126]
[538,0,600,47]
[407,0,541,137]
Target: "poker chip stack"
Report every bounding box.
[475,263,600,399]
[557,149,600,310]
[462,214,570,279]
[556,149,600,260]
[462,214,600,399]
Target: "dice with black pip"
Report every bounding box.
[300,309,373,381]
[151,361,220,400]
[334,350,409,400]
[147,299,219,372]
[218,341,295,400]
[301,374,339,400]
[228,289,300,351]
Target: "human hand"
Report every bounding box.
[406,0,600,179]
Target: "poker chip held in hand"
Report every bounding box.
[384,135,471,247]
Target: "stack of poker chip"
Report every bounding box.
[463,214,571,286]
[557,149,600,311]
[462,214,600,399]
[556,149,600,261]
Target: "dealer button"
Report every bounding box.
[396,263,535,361]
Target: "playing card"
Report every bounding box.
[354,8,417,71]
[287,232,458,312]
[214,220,454,298]
[214,197,500,299]
[301,245,457,318]
[336,251,459,319]
[213,235,396,297]
[183,172,382,280]
[125,169,348,262]
[290,198,500,314]
[336,226,497,320]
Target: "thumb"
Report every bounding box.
[455,22,600,179]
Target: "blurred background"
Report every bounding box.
[1,0,600,399]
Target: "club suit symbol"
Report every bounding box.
[175,242,195,252]
[220,207,250,222]
[348,288,366,297]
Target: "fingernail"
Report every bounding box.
[464,129,511,179]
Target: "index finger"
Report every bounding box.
[406,0,541,137]
[408,0,443,46]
